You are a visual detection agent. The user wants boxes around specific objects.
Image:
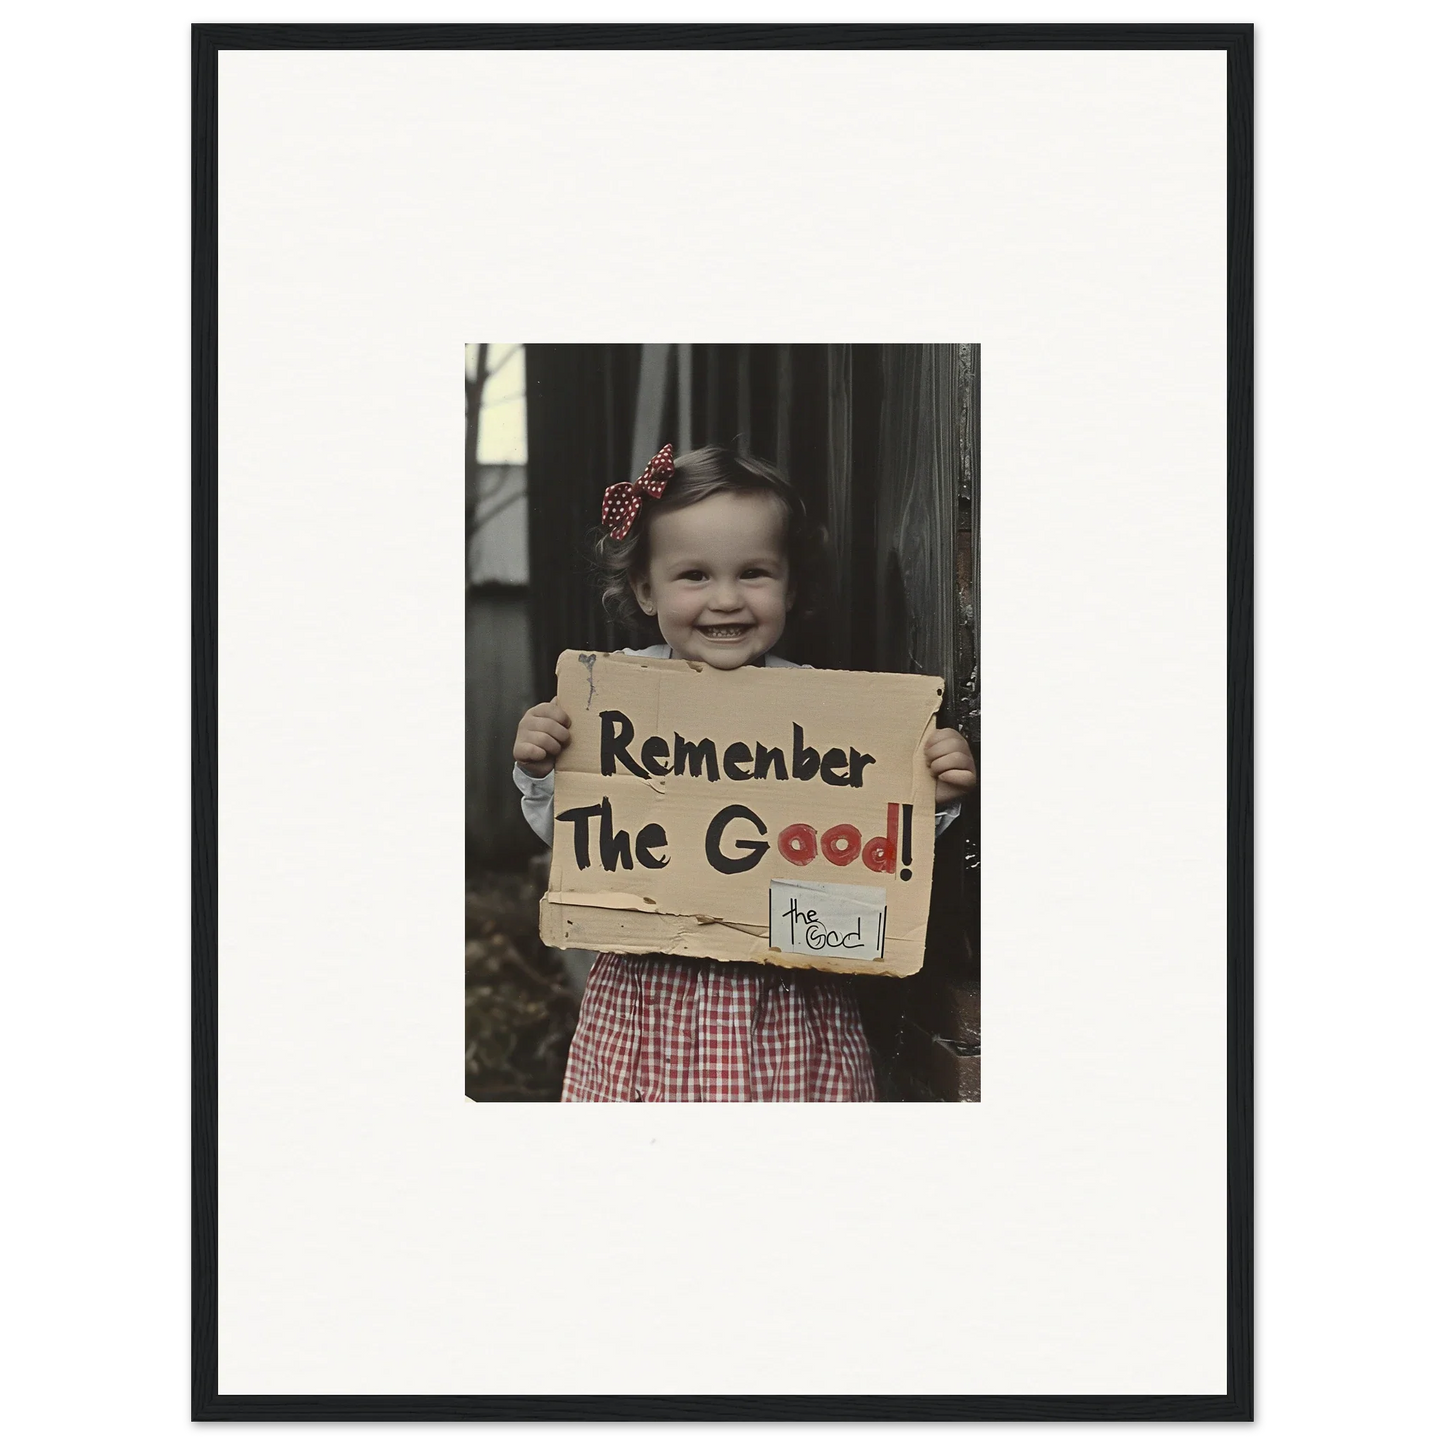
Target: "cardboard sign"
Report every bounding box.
[538,651,943,976]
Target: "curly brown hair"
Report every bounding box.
[592,445,828,644]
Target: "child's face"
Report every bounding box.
[632,491,793,669]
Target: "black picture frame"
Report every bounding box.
[193,21,1252,1423]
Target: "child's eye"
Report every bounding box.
[677,569,707,581]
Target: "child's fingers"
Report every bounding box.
[924,727,972,760]
[930,749,977,786]
[525,715,571,747]
[520,729,564,756]
[531,700,571,728]
[513,740,549,763]
[927,746,973,773]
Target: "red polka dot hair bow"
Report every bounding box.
[601,444,675,540]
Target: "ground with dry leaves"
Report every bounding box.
[465,864,581,1102]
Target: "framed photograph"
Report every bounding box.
[195,22,1251,1421]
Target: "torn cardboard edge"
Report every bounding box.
[539,897,927,979]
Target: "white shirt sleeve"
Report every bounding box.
[935,796,963,837]
[513,764,555,846]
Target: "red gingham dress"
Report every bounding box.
[561,952,877,1102]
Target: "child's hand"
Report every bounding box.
[514,700,572,778]
[926,726,977,805]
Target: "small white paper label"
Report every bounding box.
[768,879,887,961]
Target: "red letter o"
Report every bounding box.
[820,823,862,866]
[778,822,818,866]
